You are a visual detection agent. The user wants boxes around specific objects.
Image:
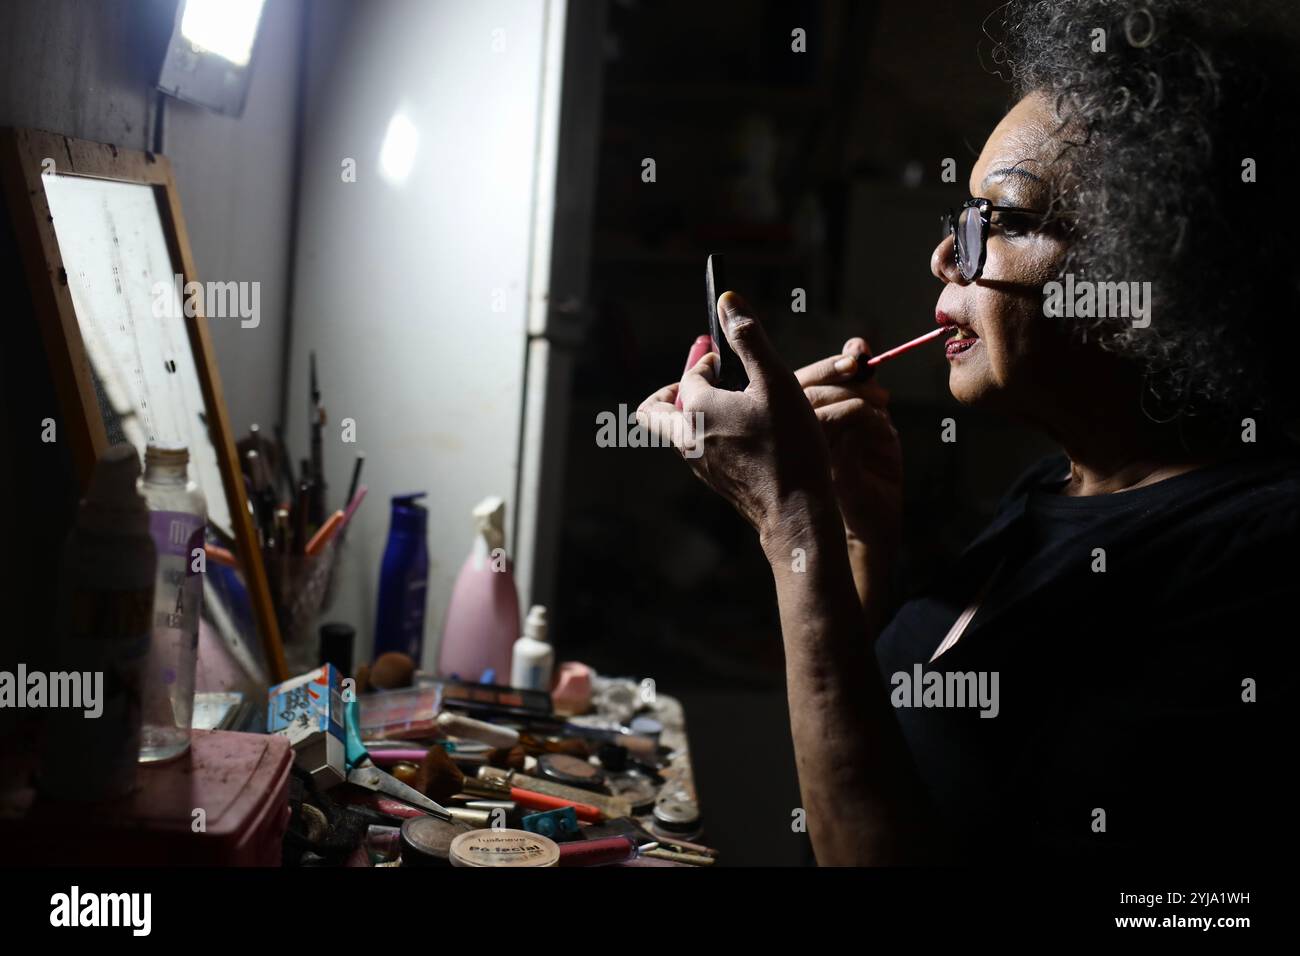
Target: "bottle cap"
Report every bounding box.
[390,492,427,535]
[145,443,189,467]
[472,496,506,552]
[524,605,548,643]
[318,622,356,677]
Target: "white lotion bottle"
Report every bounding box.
[510,605,554,691]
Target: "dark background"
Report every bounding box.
[550,0,1057,865]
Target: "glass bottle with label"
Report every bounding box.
[138,444,206,762]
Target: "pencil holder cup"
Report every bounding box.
[266,541,339,676]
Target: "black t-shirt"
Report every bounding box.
[875,451,1298,863]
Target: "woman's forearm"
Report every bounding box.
[846,535,873,610]
[762,497,936,865]
[846,534,894,633]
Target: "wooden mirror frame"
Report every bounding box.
[1,126,288,681]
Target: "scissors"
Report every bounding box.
[344,698,453,821]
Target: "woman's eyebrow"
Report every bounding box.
[981,166,1046,190]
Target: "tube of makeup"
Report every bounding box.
[675,335,714,410]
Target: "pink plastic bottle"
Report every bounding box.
[436,496,521,684]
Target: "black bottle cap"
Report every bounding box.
[597,743,629,772]
[319,621,356,677]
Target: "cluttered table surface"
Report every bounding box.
[3,669,712,868]
[280,667,712,867]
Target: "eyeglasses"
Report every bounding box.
[942,198,1047,281]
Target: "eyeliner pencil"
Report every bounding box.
[346,453,365,507]
[308,352,326,524]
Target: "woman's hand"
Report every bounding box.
[635,292,838,554]
[643,310,934,863]
[641,304,935,862]
[794,338,903,563]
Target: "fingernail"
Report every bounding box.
[720,292,747,327]
[834,356,856,374]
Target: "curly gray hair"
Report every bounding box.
[989,0,1299,439]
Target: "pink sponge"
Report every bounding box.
[550,661,594,715]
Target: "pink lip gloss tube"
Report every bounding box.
[676,335,714,410]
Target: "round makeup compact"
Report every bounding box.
[400,816,474,866]
[651,796,702,842]
[536,753,605,791]
[449,828,560,868]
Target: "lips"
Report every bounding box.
[945,336,978,358]
[937,310,979,358]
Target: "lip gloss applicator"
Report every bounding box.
[849,325,951,380]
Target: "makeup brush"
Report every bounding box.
[416,746,605,822]
[412,745,466,804]
[849,325,951,381]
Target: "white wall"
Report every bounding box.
[0,0,158,151]
[165,0,303,436]
[286,0,563,667]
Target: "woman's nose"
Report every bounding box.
[931,232,963,283]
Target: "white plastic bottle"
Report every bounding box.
[138,444,206,762]
[40,444,156,801]
[510,605,554,691]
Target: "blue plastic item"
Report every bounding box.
[521,806,580,841]
[373,492,430,662]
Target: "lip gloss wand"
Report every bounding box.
[846,325,955,382]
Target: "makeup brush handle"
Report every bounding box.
[511,787,602,822]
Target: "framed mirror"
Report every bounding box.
[1,127,287,681]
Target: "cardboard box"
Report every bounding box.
[267,664,346,788]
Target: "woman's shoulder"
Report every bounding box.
[1159,451,1300,531]
[996,449,1300,519]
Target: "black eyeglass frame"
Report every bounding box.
[943,198,1048,281]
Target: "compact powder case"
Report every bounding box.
[399,816,474,866]
[536,753,606,791]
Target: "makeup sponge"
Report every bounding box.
[370,652,415,689]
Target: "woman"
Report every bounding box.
[638,0,1297,864]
